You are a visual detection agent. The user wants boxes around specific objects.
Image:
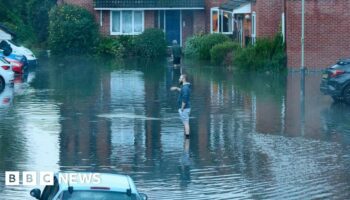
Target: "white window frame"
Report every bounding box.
[251,12,256,44]
[210,7,233,34]
[110,10,145,35]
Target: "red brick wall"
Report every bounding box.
[100,10,110,35]
[204,0,229,32]
[145,11,155,29]
[252,0,283,38]
[182,10,194,47]
[193,10,206,34]
[59,0,94,12]
[286,0,350,68]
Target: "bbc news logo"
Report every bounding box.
[5,171,101,186]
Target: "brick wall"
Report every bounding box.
[286,0,350,68]
[252,0,283,38]
[100,10,110,35]
[145,11,156,29]
[193,10,206,34]
[204,0,229,32]
[59,0,94,12]
[182,10,194,47]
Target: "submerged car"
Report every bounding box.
[30,172,148,200]
[0,57,14,90]
[5,40,37,65]
[0,51,27,73]
[320,58,350,104]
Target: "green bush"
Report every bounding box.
[198,34,230,60]
[48,4,99,55]
[95,36,135,58]
[234,34,286,72]
[95,37,121,57]
[184,34,203,58]
[210,41,240,65]
[133,29,167,58]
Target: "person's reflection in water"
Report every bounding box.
[179,138,191,189]
[172,65,182,85]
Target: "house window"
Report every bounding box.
[211,8,233,34]
[111,11,144,35]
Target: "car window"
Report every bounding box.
[48,178,60,200]
[62,190,138,200]
[40,186,53,200]
[40,178,60,200]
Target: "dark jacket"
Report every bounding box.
[172,44,182,58]
[178,83,191,109]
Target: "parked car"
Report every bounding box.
[0,57,14,90]
[30,172,148,200]
[0,51,27,74]
[5,40,37,65]
[320,58,350,104]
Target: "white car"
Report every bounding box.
[5,40,37,65]
[0,56,14,90]
[30,172,148,200]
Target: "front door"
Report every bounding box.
[165,10,181,46]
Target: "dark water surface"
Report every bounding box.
[0,57,350,199]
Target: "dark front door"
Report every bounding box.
[165,10,181,46]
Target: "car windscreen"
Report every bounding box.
[7,40,20,47]
[61,190,138,200]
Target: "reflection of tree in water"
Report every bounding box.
[45,56,112,168]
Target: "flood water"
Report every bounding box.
[0,57,350,199]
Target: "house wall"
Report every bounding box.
[58,0,94,12]
[204,0,229,32]
[145,11,156,29]
[193,10,206,34]
[251,0,283,38]
[100,10,110,35]
[182,10,194,47]
[286,0,350,68]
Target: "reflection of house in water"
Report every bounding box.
[17,98,60,171]
[59,70,111,167]
[110,71,146,164]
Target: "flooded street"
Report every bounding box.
[0,57,350,199]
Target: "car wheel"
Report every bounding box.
[0,76,5,91]
[343,85,350,104]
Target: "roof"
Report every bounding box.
[55,173,137,193]
[220,0,251,11]
[94,0,205,9]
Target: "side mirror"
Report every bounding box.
[139,193,148,200]
[30,188,41,199]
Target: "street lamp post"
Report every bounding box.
[301,0,305,71]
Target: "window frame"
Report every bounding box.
[251,12,256,44]
[110,10,145,35]
[210,7,233,34]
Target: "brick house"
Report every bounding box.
[59,0,350,68]
[222,0,350,68]
[59,0,207,46]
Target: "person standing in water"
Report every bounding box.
[172,40,182,67]
[171,74,191,138]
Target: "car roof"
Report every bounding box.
[55,172,135,193]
